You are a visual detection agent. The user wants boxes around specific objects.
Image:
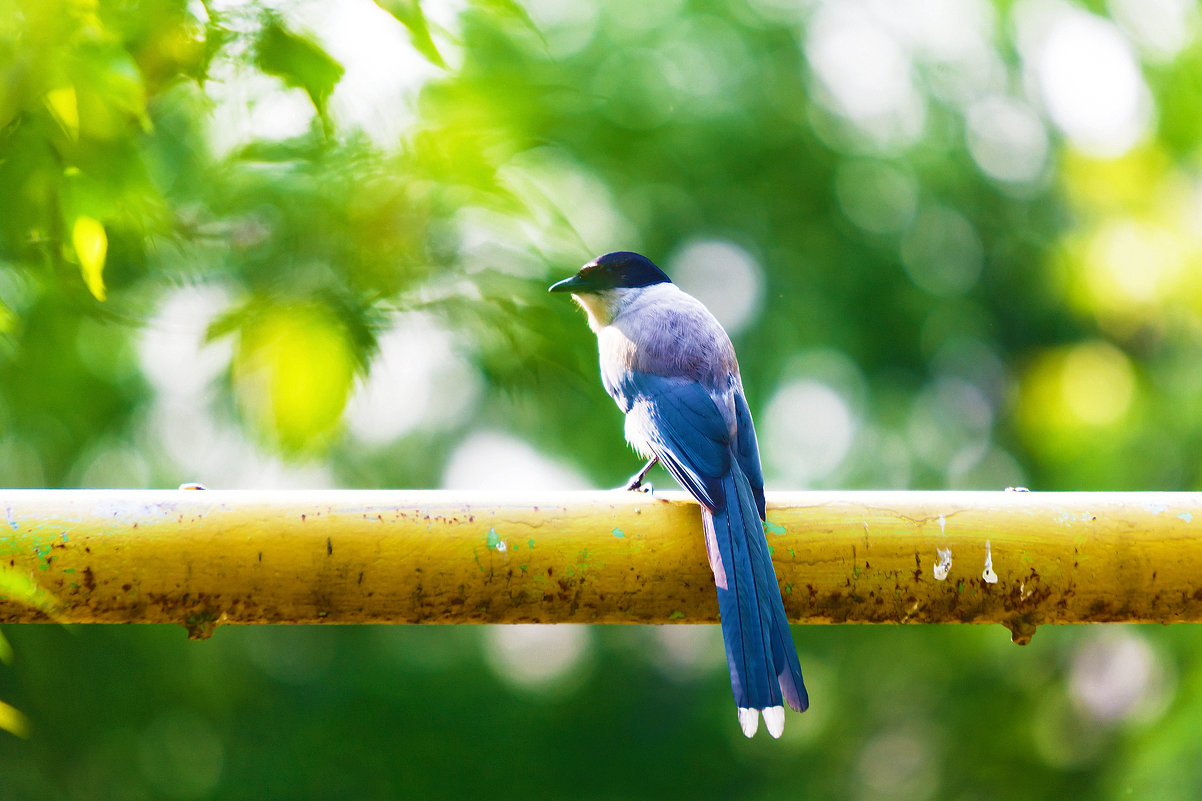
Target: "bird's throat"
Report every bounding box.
[571,289,624,332]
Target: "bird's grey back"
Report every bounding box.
[605,283,739,390]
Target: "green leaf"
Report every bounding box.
[374,0,447,69]
[254,14,345,124]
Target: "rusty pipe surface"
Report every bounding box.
[1,490,1199,640]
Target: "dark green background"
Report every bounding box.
[2,0,1201,797]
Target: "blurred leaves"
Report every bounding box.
[254,14,344,130]
[374,0,447,68]
[0,565,59,620]
[0,566,58,740]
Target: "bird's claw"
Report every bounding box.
[622,458,659,493]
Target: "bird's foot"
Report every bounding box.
[622,458,658,493]
[624,473,650,492]
[620,476,653,494]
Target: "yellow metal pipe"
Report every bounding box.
[1,490,1199,640]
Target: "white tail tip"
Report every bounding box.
[763,706,785,739]
[738,707,759,738]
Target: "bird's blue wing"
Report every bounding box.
[610,371,731,511]
[732,388,766,520]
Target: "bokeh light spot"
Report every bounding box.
[137,709,224,800]
[526,0,601,59]
[649,626,724,682]
[1107,0,1196,62]
[908,376,994,473]
[1019,2,1151,157]
[484,625,592,695]
[966,95,1049,185]
[241,627,335,685]
[1030,690,1107,768]
[804,2,925,147]
[1079,218,1188,316]
[441,431,591,490]
[1069,628,1173,725]
[315,0,442,145]
[1060,341,1135,426]
[763,379,856,486]
[855,727,939,801]
[346,314,481,445]
[900,205,983,296]
[668,239,764,336]
[1018,341,1137,441]
[834,160,918,234]
[139,286,233,401]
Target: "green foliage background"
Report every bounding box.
[3,0,1202,797]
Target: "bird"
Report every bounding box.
[550,251,808,738]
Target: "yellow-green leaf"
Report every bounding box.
[0,565,61,617]
[44,86,79,139]
[233,303,356,452]
[0,299,15,335]
[72,215,108,301]
[0,699,30,738]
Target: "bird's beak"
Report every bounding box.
[548,274,588,293]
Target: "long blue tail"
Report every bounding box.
[702,460,808,737]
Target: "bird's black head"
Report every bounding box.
[549,251,671,294]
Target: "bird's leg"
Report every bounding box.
[624,457,659,492]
